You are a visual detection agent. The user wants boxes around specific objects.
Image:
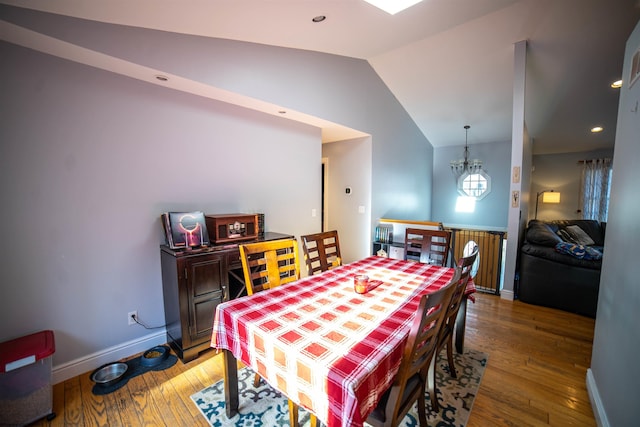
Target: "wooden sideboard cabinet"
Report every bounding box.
[160,232,293,362]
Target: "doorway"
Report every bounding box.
[321,138,372,262]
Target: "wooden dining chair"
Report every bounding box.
[404,228,452,266]
[239,238,300,296]
[428,244,478,412]
[239,239,297,386]
[365,269,460,427]
[300,230,342,275]
[239,238,312,427]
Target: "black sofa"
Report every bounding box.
[518,219,605,317]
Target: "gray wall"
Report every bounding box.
[588,20,640,427]
[432,140,511,229]
[0,4,433,225]
[0,6,432,378]
[530,149,614,221]
[0,41,320,366]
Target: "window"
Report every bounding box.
[457,170,491,200]
[580,158,612,222]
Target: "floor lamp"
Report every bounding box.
[535,190,561,219]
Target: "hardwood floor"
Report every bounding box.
[465,294,596,427]
[31,293,596,426]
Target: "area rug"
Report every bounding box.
[191,348,488,427]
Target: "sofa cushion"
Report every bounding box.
[521,242,602,270]
[526,221,563,247]
[565,225,595,246]
[554,242,603,260]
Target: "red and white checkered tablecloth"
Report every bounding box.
[211,255,475,427]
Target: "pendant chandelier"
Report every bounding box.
[450,125,483,178]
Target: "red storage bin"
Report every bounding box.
[0,330,55,426]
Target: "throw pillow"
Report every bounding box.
[555,242,603,260]
[556,229,576,243]
[565,225,595,246]
[526,221,563,246]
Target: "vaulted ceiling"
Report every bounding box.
[2,0,639,154]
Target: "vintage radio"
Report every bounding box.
[206,213,259,244]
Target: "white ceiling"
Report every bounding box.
[1,0,639,154]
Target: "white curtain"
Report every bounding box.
[580,158,612,222]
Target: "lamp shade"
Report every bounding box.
[542,191,561,203]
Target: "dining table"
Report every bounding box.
[211,255,476,427]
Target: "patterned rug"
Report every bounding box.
[191,348,488,427]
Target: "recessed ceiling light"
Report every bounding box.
[155,75,169,82]
[312,16,326,23]
[591,126,604,133]
[611,79,623,88]
[363,0,423,15]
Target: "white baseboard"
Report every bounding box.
[52,329,167,384]
[500,289,515,301]
[586,368,609,427]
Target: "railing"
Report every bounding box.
[445,227,507,295]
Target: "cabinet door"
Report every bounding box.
[184,253,227,347]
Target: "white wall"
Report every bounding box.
[587,20,640,427]
[530,149,614,221]
[323,137,373,263]
[503,40,529,300]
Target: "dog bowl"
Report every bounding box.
[91,362,128,387]
[140,345,169,367]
